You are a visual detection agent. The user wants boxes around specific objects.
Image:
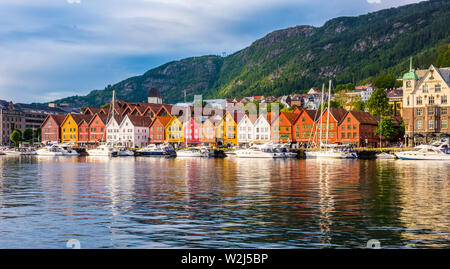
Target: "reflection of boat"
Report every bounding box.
[176,148,209,157]
[395,145,450,160]
[116,147,135,156]
[235,146,284,158]
[137,144,176,157]
[87,145,118,157]
[376,152,397,160]
[36,145,65,156]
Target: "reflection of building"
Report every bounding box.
[402,62,449,146]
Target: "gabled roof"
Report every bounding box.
[322,108,348,124]
[88,113,108,126]
[41,114,66,128]
[280,111,300,125]
[151,116,172,128]
[346,110,378,125]
[83,107,103,115]
[69,114,94,125]
[124,115,153,127]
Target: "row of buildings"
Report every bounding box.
[40,88,383,148]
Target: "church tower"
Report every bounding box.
[402,57,419,108]
[147,88,162,104]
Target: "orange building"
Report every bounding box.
[149,116,171,144]
[315,108,347,144]
[339,110,379,147]
[292,109,319,144]
[271,111,300,143]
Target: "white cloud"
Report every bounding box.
[367,0,382,3]
[67,0,81,4]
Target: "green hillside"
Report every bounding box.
[51,0,450,107]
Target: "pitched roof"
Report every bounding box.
[89,113,108,125]
[147,87,162,98]
[302,109,319,121]
[41,114,66,128]
[126,115,152,127]
[70,114,94,125]
[325,108,348,123]
[83,107,102,115]
[348,110,378,125]
[280,111,300,125]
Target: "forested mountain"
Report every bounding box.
[50,0,450,107]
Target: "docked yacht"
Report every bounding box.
[137,144,176,157]
[36,145,65,156]
[235,146,285,158]
[58,144,79,156]
[116,147,135,156]
[395,145,450,160]
[176,147,209,157]
[305,148,357,159]
[86,145,118,157]
[3,147,37,156]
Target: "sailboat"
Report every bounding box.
[306,80,357,159]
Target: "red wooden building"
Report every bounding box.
[149,116,171,144]
[88,114,108,144]
[40,114,66,144]
[338,110,379,147]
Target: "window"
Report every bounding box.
[406,81,411,87]
[416,120,423,129]
[416,109,423,116]
[428,108,435,116]
[441,95,447,104]
[422,85,428,93]
[441,108,447,115]
[342,133,345,139]
[442,120,448,129]
[428,120,434,129]
[429,96,435,105]
[416,96,422,105]
[353,133,357,138]
[435,84,441,92]
[302,117,305,122]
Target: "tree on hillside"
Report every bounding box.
[317,100,342,111]
[373,74,401,90]
[347,96,366,111]
[366,88,390,117]
[335,83,355,92]
[434,44,450,67]
[10,129,22,147]
[101,103,110,109]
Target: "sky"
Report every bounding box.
[0,0,425,103]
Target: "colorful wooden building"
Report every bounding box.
[339,110,379,147]
[88,114,107,144]
[149,116,171,144]
[40,114,66,144]
[166,116,184,144]
[271,111,300,143]
[292,109,318,144]
[315,108,347,144]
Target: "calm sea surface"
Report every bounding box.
[0,155,448,249]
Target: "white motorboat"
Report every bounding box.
[305,148,357,159]
[275,144,297,158]
[87,145,118,157]
[116,147,135,156]
[176,148,209,157]
[376,152,397,160]
[395,145,450,160]
[235,146,285,158]
[137,144,176,157]
[58,144,79,156]
[3,148,37,156]
[36,145,65,156]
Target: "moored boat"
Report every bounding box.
[137,144,176,157]
[87,145,118,157]
[176,148,209,157]
[116,147,135,156]
[395,145,450,160]
[36,145,65,156]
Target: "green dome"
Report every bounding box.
[403,70,418,80]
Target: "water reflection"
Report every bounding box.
[0,156,448,248]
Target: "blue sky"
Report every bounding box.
[0,0,424,103]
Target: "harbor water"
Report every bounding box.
[0,156,448,248]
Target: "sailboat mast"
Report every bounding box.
[319,84,325,148]
[326,80,331,145]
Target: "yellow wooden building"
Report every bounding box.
[215,112,237,146]
[165,116,184,144]
[60,114,92,145]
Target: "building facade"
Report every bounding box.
[402,64,449,146]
